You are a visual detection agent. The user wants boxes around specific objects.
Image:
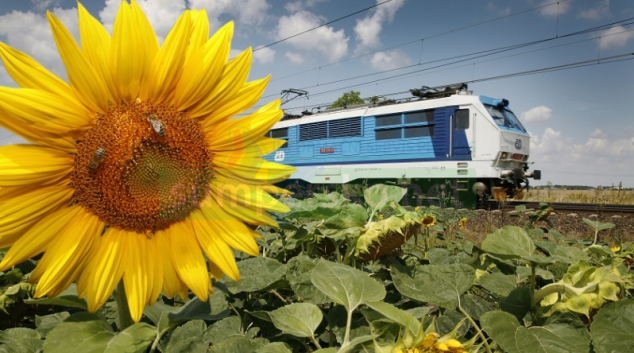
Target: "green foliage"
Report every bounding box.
[1,184,632,352]
[328,90,365,108]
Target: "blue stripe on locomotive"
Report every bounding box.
[264,105,472,166]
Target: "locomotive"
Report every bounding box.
[263,84,541,208]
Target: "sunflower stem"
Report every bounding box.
[115,281,134,331]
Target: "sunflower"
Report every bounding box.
[0,1,294,322]
[459,217,468,230]
[421,213,437,227]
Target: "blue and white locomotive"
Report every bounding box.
[264,84,541,207]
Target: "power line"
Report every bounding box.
[269,0,573,82]
[254,0,394,52]
[281,52,634,114]
[261,18,634,101]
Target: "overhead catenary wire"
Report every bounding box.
[281,52,634,114]
[254,0,394,52]
[268,0,574,82]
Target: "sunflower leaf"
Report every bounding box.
[311,259,385,312]
[224,257,287,294]
[591,299,634,353]
[42,312,154,353]
[268,303,323,338]
[0,328,43,353]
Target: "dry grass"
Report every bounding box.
[523,189,634,205]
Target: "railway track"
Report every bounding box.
[478,200,634,215]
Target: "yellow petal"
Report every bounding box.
[199,200,259,256]
[201,76,270,127]
[34,209,103,298]
[0,43,76,103]
[0,110,76,152]
[155,230,182,298]
[110,0,158,103]
[167,220,210,301]
[189,10,209,50]
[85,227,128,313]
[145,11,192,103]
[191,209,240,281]
[189,46,251,119]
[0,185,73,247]
[205,100,283,150]
[0,87,91,133]
[208,261,223,281]
[47,11,109,114]
[208,176,290,214]
[146,235,163,305]
[0,205,82,272]
[214,157,296,184]
[0,144,73,187]
[77,2,119,104]
[123,233,152,322]
[174,22,232,112]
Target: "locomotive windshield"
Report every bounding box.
[484,104,526,132]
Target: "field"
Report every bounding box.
[1,184,633,353]
[523,188,634,205]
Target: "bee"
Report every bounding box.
[88,147,106,170]
[146,113,166,137]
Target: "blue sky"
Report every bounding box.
[0,0,633,187]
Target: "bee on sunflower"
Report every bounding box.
[0,0,294,324]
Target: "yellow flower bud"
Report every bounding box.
[445,339,463,348]
[433,342,450,351]
[422,333,439,349]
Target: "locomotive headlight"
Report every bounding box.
[500,152,508,159]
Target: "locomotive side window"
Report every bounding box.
[376,128,402,140]
[374,109,436,140]
[376,113,401,126]
[455,109,469,129]
[404,126,433,138]
[404,110,434,124]
[270,127,289,148]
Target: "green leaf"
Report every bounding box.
[164,320,208,353]
[311,259,386,312]
[0,328,43,353]
[364,184,406,213]
[104,323,156,353]
[478,272,517,296]
[207,336,268,353]
[482,226,536,260]
[24,284,86,310]
[499,287,532,321]
[323,204,368,229]
[591,299,634,353]
[255,342,294,353]
[460,293,493,320]
[35,312,70,337]
[391,263,475,309]
[204,316,243,344]
[553,246,590,264]
[582,218,615,232]
[269,303,323,338]
[286,255,329,304]
[481,310,591,353]
[144,297,224,343]
[224,257,287,294]
[282,193,348,219]
[43,312,154,353]
[364,301,421,338]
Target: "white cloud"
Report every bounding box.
[285,51,304,64]
[0,7,77,85]
[521,105,553,123]
[229,48,243,59]
[538,0,572,17]
[369,49,411,71]
[579,0,610,20]
[99,0,186,42]
[598,25,634,50]
[530,127,634,183]
[285,0,328,12]
[253,46,275,64]
[486,2,510,16]
[187,0,270,31]
[354,0,406,51]
[31,0,62,11]
[275,10,348,62]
